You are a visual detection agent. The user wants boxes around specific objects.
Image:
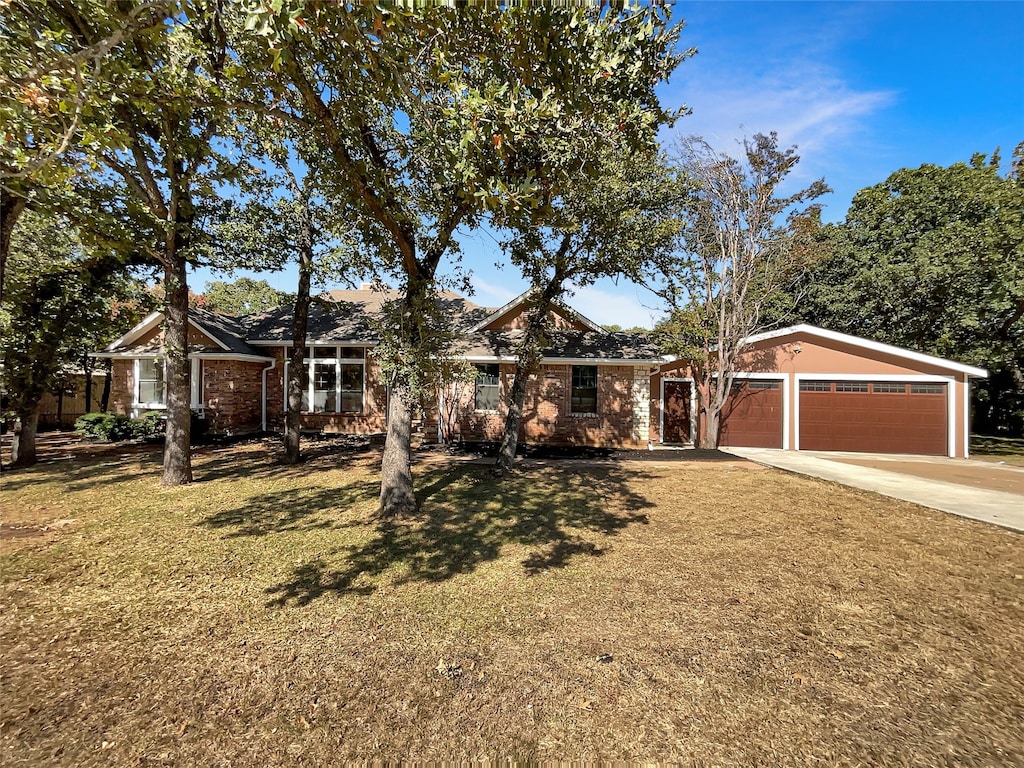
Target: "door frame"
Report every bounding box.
[793,373,955,457]
[659,376,696,444]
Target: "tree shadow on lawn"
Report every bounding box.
[202,463,655,607]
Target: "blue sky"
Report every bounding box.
[192,1,1024,328]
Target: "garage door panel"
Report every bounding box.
[720,380,783,448]
[799,381,946,455]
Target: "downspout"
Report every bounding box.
[261,357,277,433]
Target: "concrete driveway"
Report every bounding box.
[726,448,1024,533]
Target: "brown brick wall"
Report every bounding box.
[263,346,388,435]
[109,360,134,415]
[201,359,265,435]
[442,363,641,447]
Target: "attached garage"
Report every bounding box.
[720,379,784,448]
[797,379,948,455]
[653,324,988,458]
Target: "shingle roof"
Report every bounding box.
[101,289,662,364]
[241,290,492,342]
[457,329,663,362]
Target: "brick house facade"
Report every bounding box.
[95,289,986,457]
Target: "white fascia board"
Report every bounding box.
[461,355,667,365]
[189,353,275,362]
[104,310,164,351]
[247,340,376,346]
[189,319,231,351]
[744,324,989,379]
[468,292,531,332]
[93,351,273,362]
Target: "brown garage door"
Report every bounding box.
[720,379,784,448]
[663,380,691,443]
[798,381,947,455]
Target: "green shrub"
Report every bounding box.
[134,411,166,440]
[74,412,136,442]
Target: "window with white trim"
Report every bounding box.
[135,358,166,407]
[284,346,365,414]
[474,364,500,412]
[570,365,598,414]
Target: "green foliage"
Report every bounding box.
[794,147,1024,435]
[74,412,137,442]
[73,410,208,443]
[1,210,149,421]
[199,278,292,316]
[650,133,828,447]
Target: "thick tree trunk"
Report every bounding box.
[10,402,40,468]
[379,383,417,516]
[100,359,112,412]
[703,407,721,450]
[161,256,192,485]
[284,222,312,464]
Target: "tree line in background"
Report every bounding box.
[2,1,1021,509]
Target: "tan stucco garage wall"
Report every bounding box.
[738,333,969,458]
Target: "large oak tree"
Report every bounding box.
[240,2,685,514]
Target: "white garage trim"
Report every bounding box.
[745,324,988,379]
[659,376,695,444]
[793,373,956,457]
[963,374,971,459]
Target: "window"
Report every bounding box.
[312,363,337,412]
[872,382,907,394]
[340,362,364,413]
[747,380,780,390]
[136,358,165,406]
[835,382,869,393]
[474,364,500,411]
[910,383,944,395]
[284,346,365,414]
[800,380,831,392]
[571,365,598,414]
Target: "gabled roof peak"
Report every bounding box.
[469,290,606,334]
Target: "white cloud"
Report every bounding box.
[662,59,896,200]
[468,273,521,308]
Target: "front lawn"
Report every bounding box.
[1,440,1022,765]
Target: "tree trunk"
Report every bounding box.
[100,358,112,412]
[10,402,40,468]
[495,364,529,472]
[0,189,28,304]
[161,255,192,485]
[494,268,567,473]
[284,203,312,464]
[379,382,417,516]
[83,353,94,413]
[56,389,64,429]
[703,406,721,450]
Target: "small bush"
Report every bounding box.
[74,412,136,442]
[134,411,166,440]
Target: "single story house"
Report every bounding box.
[95,288,988,458]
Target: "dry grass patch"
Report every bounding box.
[1,439,1022,766]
